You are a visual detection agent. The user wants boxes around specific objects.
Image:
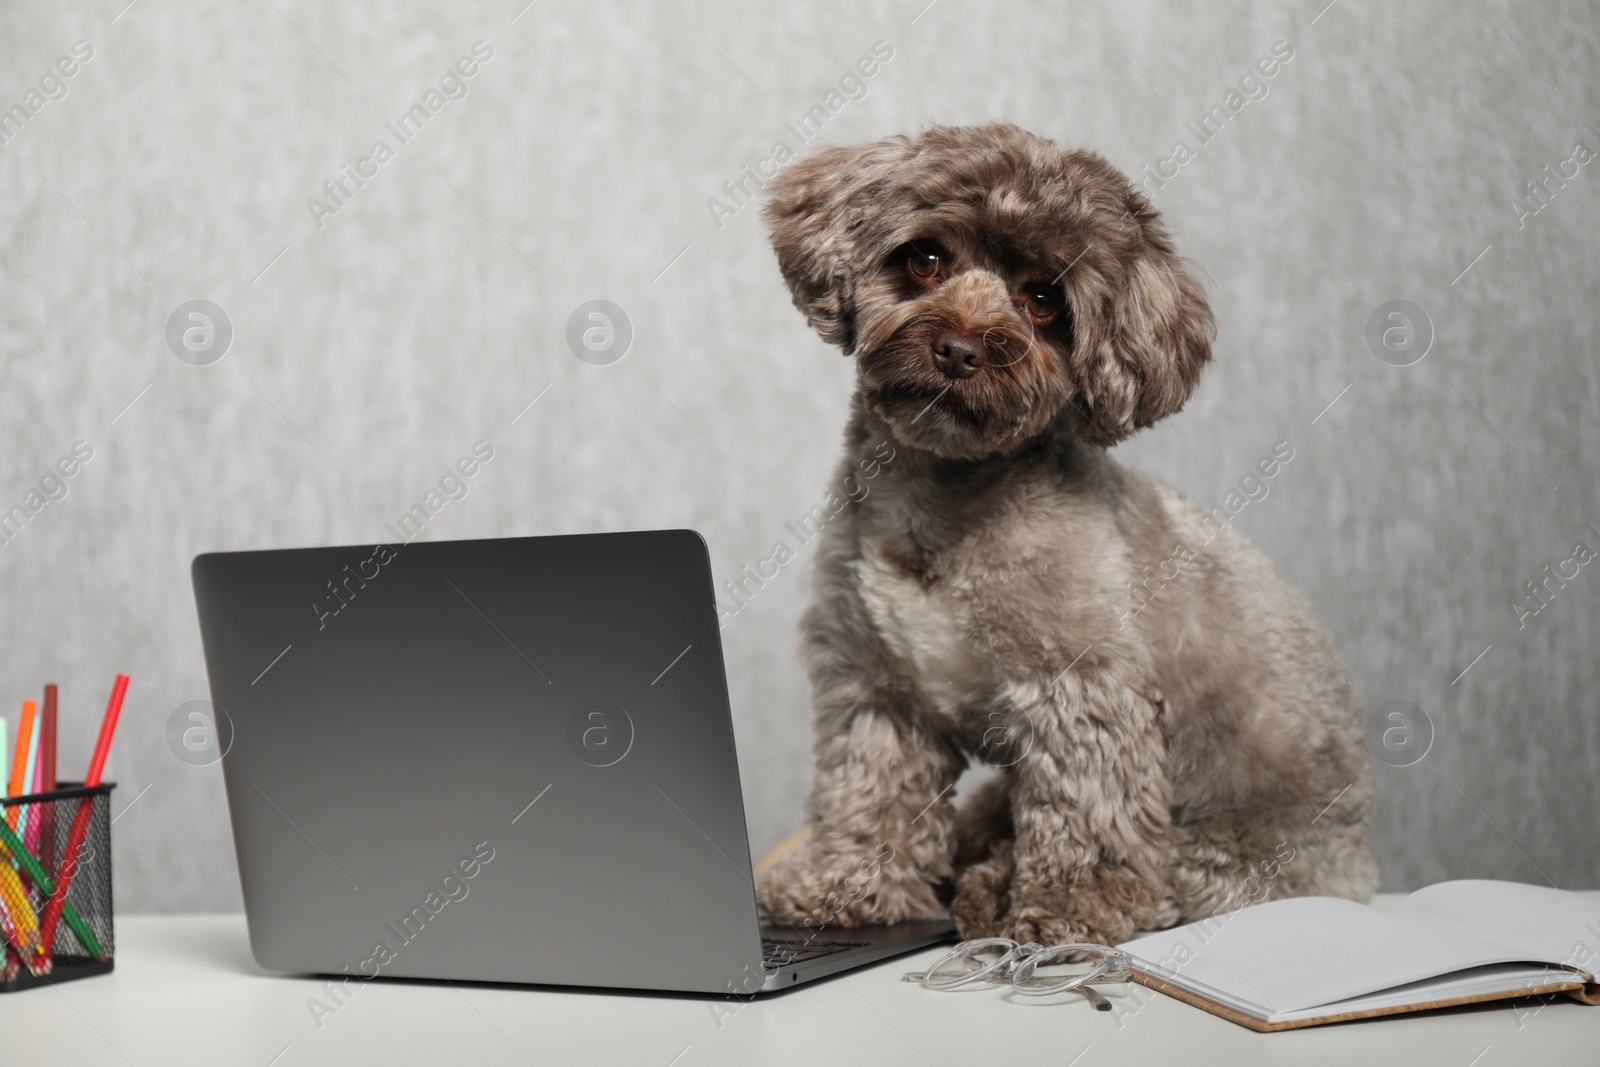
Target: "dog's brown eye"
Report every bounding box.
[905,246,942,283]
[1023,286,1061,325]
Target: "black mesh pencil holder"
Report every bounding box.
[0,783,115,992]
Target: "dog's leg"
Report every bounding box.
[757,703,962,928]
[757,585,966,930]
[994,672,1173,946]
[1168,793,1378,923]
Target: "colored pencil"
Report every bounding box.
[17,710,41,845]
[5,701,34,833]
[0,717,14,983]
[39,685,58,878]
[0,850,25,949]
[0,813,101,958]
[40,686,57,795]
[35,674,127,971]
[85,679,126,788]
[0,831,40,968]
[0,712,35,973]
[0,701,44,972]
[0,891,24,981]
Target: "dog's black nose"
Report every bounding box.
[932,331,984,379]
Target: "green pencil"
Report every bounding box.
[0,811,102,959]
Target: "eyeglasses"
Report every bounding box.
[901,938,1134,1011]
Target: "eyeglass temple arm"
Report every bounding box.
[1079,984,1113,1011]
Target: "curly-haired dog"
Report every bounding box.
[755,122,1378,947]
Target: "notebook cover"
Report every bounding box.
[1130,970,1594,1032]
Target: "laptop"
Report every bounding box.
[191,529,952,995]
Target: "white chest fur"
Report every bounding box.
[851,548,989,721]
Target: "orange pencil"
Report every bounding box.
[6,701,35,833]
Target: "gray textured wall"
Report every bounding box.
[0,0,1594,914]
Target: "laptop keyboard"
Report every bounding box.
[761,937,869,968]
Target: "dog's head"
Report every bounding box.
[765,122,1213,458]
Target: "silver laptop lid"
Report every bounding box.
[193,529,766,994]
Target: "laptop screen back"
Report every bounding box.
[193,529,764,993]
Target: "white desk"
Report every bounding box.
[2,909,1596,1066]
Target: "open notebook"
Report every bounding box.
[1119,880,1600,1030]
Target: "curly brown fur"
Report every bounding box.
[755,121,1378,945]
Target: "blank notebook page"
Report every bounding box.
[1120,897,1556,1014]
[1393,880,1600,968]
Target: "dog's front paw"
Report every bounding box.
[757,842,942,928]
[994,908,1102,947]
[995,871,1144,946]
[949,840,1014,938]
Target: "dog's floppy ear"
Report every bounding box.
[1070,193,1214,445]
[763,137,909,354]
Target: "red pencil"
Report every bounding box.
[40,684,57,794]
[34,674,127,971]
[38,684,57,879]
[84,678,125,788]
